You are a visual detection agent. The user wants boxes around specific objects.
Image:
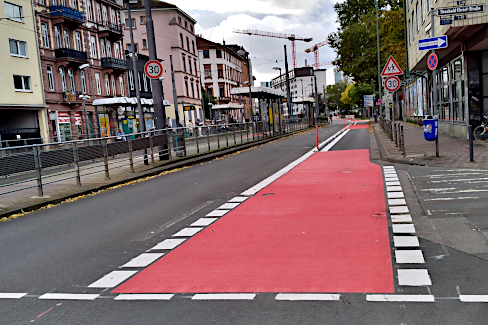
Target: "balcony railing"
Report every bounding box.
[50,6,84,23]
[55,48,88,62]
[98,21,123,35]
[101,57,127,70]
[63,91,82,102]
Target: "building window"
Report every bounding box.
[68,69,75,91]
[4,2,23,23]
[192,40,195,54]
[100,38,106,57]
[102,5,108,24]
[87,0,92,21]
[204,65,211,78]
[188,58,192,74]
[124,18,135,28]
[110,8,116,24]
[128,70,134,90]
[143,73,148,92]
[196,83,200,99]
[106,39,112,56]
[95,3,101,22]
[416,2,419,32]
[39,0,45,5]
[219,85,225,97]
[216,49,222,58]
[59,67,67,91]
[54,26,61,48]
[71,0,76,9]
[80,70,86,93]
[105,74,110,95]
[95,73,101,94]
[184,21,187,29]
[140,16,145,24]
[13,75,31,91]
[185,81,188,96]
[47,65,55,91]
[178,16,181,24]
[186,37,190,51]
[137,72,141,91]
[90,36,97,58]
[194,61,197,76]
[191,82,195,98]
[451,56,465,121]
[9,39,27,57]
[142,39,147,49]
[114,42,120,58]
[63,28,70,49]
[119,76,125,96]
[411,12,415,36]
[180,33,184,48]
[126,43,137,53]
[111,75,116,96]
[41,23,49,48]
[75,31,82,51]
[203,50,209,58]
[182,54,186,72]
[217,65,223,78]
[421,0,425,22]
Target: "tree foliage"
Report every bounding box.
[349,83,375,106]
[201,87,217,119]
[341,83,355,106]
[326,81,349,110]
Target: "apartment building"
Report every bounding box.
[35,0,127,141]
[0,0,47,144]
[405,0,488,137]
[122,0,202,125]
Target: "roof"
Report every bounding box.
[125,0,196,24]
[231,87,285,98]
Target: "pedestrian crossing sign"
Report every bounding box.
[381,56,403,77]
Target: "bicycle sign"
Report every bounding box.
[144,60,163,79]
[384,76,401,92]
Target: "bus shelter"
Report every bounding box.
[231,86,285,133]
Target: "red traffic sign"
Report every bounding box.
[381,55,403,76]
[144,60,163,79]
[427,53,438,70]
[384,76,401,92]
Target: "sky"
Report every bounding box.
[170,0,339,85]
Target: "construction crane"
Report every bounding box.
[307,61,333,68]
[233,29,313,69]
[305,40,329,69]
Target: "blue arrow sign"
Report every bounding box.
[418,36,448,51]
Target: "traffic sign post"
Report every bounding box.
[427,53,438,70]
[418,36,448,51]
[381,56,403,77]
[144,60,163,79]
[384,76,400,92]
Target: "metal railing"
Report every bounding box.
[379,117,405,155]
[0,119,311,201]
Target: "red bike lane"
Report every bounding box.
[113,149,394,294]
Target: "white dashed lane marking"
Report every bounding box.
[459,295,488,302]
[387,192,404,198]
[366,294,435,302]
[392,224,416,234]
[172,227,203,237]
[393,236,420,247]
[217,203,240,209]
[388,199,407,205]
[150,238,186,250]
[206,210,229,217]
[275,293,340,301]
[39,293,100,300]
[391,214,413,223]
[191,218,218,226]
[387,186,403,191]
[88,271,137,288]
[121,253,164,268]
[397,269,432,286]
[228,196,248,203]
[390,206,409,214]
[395,250,425,264]
[114,294,174,300]
[0,293,27,299]
[192,293,256,300]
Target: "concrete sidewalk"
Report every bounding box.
[374,121,488,169]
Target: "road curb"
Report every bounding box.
[0,128,315,220]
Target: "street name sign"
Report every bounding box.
[384,76,401,92]
[364,95,375,107]
[144,60,163,79]
[457,0,466,4]
[454,14,467,20]
[418,36,448,51]
[381,56,403,76]
[438,5,484,15]
[440,17,452,25]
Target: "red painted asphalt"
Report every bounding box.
[113,149,393,294]
[348,124,369,129]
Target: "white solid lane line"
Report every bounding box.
[191,218,218,226]
[393,236,420,247]
[39,293,100,300]
[391,214,413,223]
[121,253,164,268]
[115,294,174,300]
[88,271,137,288]
[392,224,416,234]
[397,269,432,286]
[172,227,203,237]
[206,210,229,217]
[217,203,240,210]
[459,295,488,302]
[275,293,340,301]
[395,250,425,264]
[320,129,351,152]
[366,294,434,302]
[228,196,248,203]
[0,293,27,299]
[150,238,186,250]
[192,293,256,300]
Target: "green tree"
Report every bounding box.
[326,81,350,111]
[349,83,375,106]
[341,83,356,106]
[201,87,217,119]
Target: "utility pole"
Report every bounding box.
[431,7,439,157]
[314,74,318,125]
[284,45,292,121]
[127,1,147,164]
[170,55,180,127]
[144,0,167,159]
[375,0,382,117]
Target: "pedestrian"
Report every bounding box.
[196,119,203,136]
[187,119,194,136]
[115,128,126,141]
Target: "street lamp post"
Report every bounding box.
[273,67,283,133]
[78,63,90,139]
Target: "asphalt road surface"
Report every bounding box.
[2,121,488,325]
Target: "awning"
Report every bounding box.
[292,97,315,103]
[212,103,245,110]
[231,86,285,98]
[92,97,171,106]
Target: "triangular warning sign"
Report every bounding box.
[381,55,403,77]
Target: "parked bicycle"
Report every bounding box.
[474,116,488,142]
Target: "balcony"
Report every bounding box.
[50,6,84,24]
[63,91,83,104]
[55,48,88,62]
[98,21,124,39]
[101,57,128,70]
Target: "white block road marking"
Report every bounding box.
[115,294,174,300]
[388,192,405,198]
[366,294,434,302]
[393,236,420,247]
[217,203,240,210]
[121,253,164,268]
[206,210,229,217]
[384,172,397,176]
[192,293,256,300]
[383,166,395,169]
[0,293,27,299]
[395,250,425,263]
[321,129,350,152]
[191,218,218,226]
[172,227,203,237]
[386,181,401,186]
[39,293,100,300]
[387,186,403,192]
[151,238,186,250]
[392,224,416,234]
[388,199,407,205]
[276,293,340,301]
[390,206,409,214]
[228,196,248,203]
[385,177,399,182]
[460,295,488,302]
[88,271,137,288]
[397,269,432,286]
[391,214,413,223]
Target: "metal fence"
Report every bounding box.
[0,119,311,200]
[379,117,405,155]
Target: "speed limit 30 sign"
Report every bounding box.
[384,76,400,92]
[144,60,163,79]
